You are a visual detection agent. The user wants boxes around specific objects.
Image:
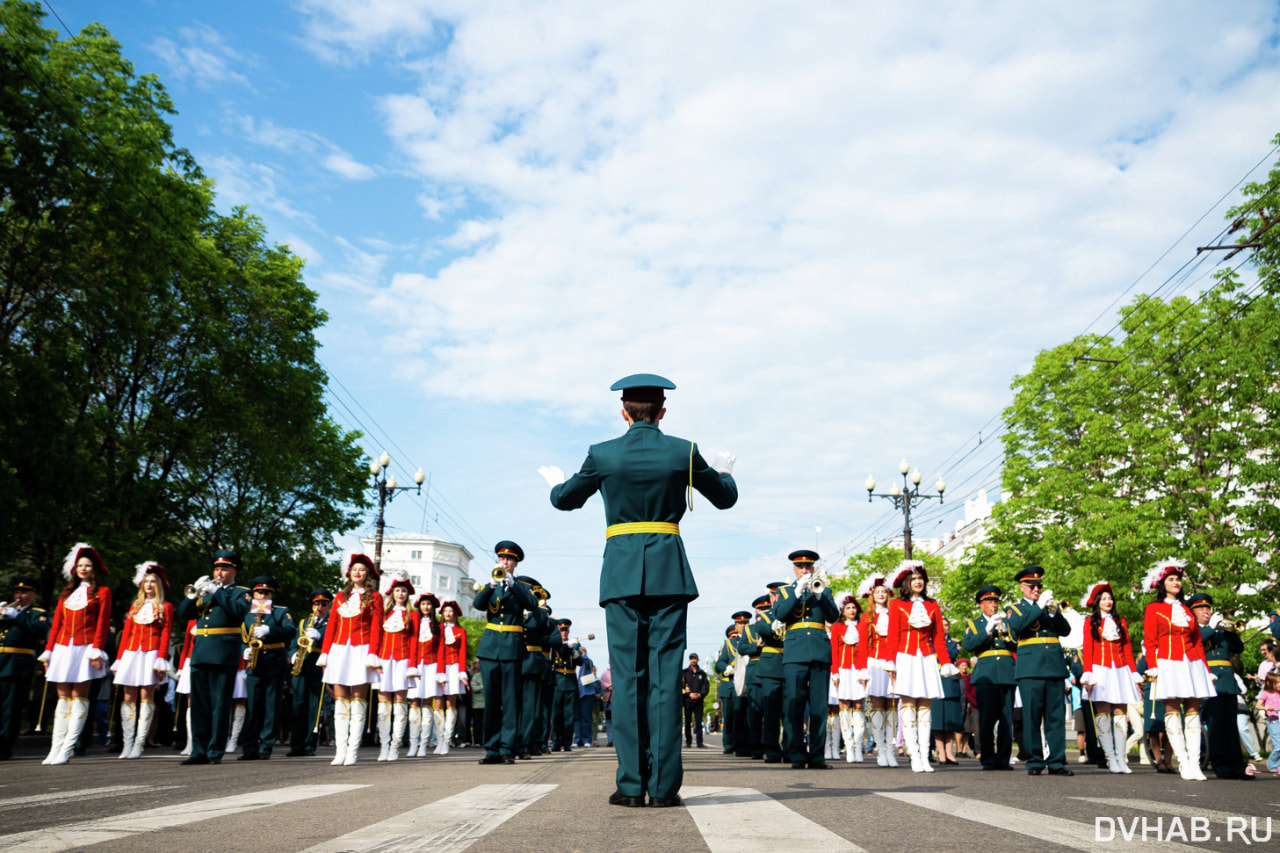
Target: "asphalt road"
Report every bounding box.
[2,736,1277,853]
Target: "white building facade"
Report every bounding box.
[359,532,482,619]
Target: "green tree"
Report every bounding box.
[0,1,366,609]
[830,544,948,605]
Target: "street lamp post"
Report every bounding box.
[369,452,426,572]
[865,458,946,559]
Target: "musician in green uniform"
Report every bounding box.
[236,577,295,760]
[286,589,331,756]
[736,596,768,759]
[550,618,583,751]
[473,541,539,765]
[1189,593,1250,780]
[962,584,1017,770]
[757,583,788,762]
[773,550,840,769]
[544,373,738,807]
[0,576,49,760]
[714,622,741,755]
[534,587,557,755]
[1004,566,1072,776]
[178,550,251,765]
[516,575,556,759]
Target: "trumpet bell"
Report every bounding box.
[492,566,507,582]
[184,584,199,600]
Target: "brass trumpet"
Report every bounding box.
[1219,619,1239,633]
[805,566,828,595]
[183,585,198,600]
[492,565,507,583]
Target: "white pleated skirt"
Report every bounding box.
[176,659,192,695]
[322,643,375,686]
[837,667,869,701]
[376,657,412,692]
[1150,657,1216,701]
[415,663,440,700]
[866,658,896,698]
[114,649,165,687]
[893,652,944,700]
[233,668,247,699]
[439,662,464,696]
[45,643,106,684]
[1087,665,1142,705]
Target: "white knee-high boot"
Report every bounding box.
[1112,713,1132,773]
[225,705,245,754]
[377,701,392,761]
[1095,713,1118,773]
[407,704,421,757]
[346,699,367,765]
[825,714,839,759]
[131,701,153,759]
[1164,712,1193,779]
[440,708,455,755]
[868,710,887,766]
[43,697,70,764]
[1184,713,1207,780]
[181,706,192,755]
[916,706,934,772]
[432,709,447,754]
[839,709,855,763]
[900,705,921,772]
[118,702,137,759]
[330,698,350,766]
[49,697,89,765]
[389,702,407,761]
[851,708,866,763]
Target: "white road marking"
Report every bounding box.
[0,784,367,853]
[302,783,556,853]
[877,791,1205,853]
[1072,797,1276,824]
[0,786,182,812]
[680,786,867,853]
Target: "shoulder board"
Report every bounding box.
[966,620,975,633]
[1009,606,1021,616]
[781,587,790,600]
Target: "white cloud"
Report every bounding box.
[150,24,251,89]
[234,116,378,181]
[322,152,377,180]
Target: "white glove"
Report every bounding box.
[154,659,170,674]
[771,619,784,634]
[437,673,447,683]
[725,664,734,676]
[712,451,735,474]
[242,648,251,661]
[502,574,514,589]
[1147,666,1159,680]
[1209,612,1223,628]
[316,653,328,667]
[366,653,382,669]
[109,660,122,673]
[199,578,218,595]
[940,663,959,677]
[306,628,321,641]
[38,650,51,664]
[538,465,566,487]
[252,624,269,639]
[1,606,17,618]
[1039,589,1055,610]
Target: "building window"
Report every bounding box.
[411,550,422,560]
[437,575,450,591]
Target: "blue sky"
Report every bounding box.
[41,0,1280,664]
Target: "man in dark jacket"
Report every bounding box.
[681,653,709,748]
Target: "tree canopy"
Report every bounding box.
[0,0,368,606]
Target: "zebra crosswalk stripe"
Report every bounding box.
[301,783,557,853]
[680,786,868,853]
[0,786,182,813]
[0,784,368,853]
[876,791,1204,853]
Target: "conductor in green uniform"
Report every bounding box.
[473,542,539,765]
[0,575,49,760]
[1005,566,1072,776]
[773,550,840,769]
[544,374,738,807]
[1190,593,1250,780]
[962,584,1017,770]
[178,550,251,765]
[238,577,296,760]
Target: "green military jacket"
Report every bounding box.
[772,583,838,666]
[741,615,785,680]
[0,604,50,679]
[549,421,738,605]
[551,642,583,690]
[1199,623,1243,695]
[243,605,296,679]
[288,611,328,679]
[521,608,556,678]
[177,584,252,668]
[1005,599,1070,680]
[714,638,737,683]
[473,581,538,662]
[962,615,1017,686]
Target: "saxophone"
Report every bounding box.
[292,615,315,677]
[245,613,265,673]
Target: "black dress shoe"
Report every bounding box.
[649,795,682,808]
[1047,767,1074,776]
[790,761,807,769]
[764,756,782,764]
[479,755,504,764]
[502,756,515,764]
[982,764,1014,770]
[808,761,831,770]
[608,790,646,808]
[551,745,563,752]
[1027,767,1043,775]
[751,754,764,760]
[285,749,307,757]
[1156,765,1176,774]
[210,757,222,764]
[180,755,210,765]
[237,753,260,761]
[696,743,706,748]
[517,753,531,760]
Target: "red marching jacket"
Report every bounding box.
[176,620,196,670]
[859,609,895,663]
[437,623,468,668]
[1081,615,1137,675]
[44,586,112,652]
[321,590,385,654]
[413,611,440,667]
[1143,601,1206,664]
[378,606,415,661]
[830,621,867,674]
[887,598,953,665]
[117,600,175,660]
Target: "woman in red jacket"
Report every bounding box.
[112,562,174,759]
[1143,559,1214,781]
[885,560,956,774]
[859,573,898,767]
[39,543,112,765]
[375,572,416,761]
[830,594,867,763]
[433,600,468,754]
[1079,581,1142,774]
[408,593,440,757]
[318,553,384,765]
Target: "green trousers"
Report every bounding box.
[1017,676,1066,770]
[783,661,829,765]
[189,664,237,760]
[243,672,283,756]
[479,658,521,757]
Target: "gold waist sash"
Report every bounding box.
[605,522,680,539]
